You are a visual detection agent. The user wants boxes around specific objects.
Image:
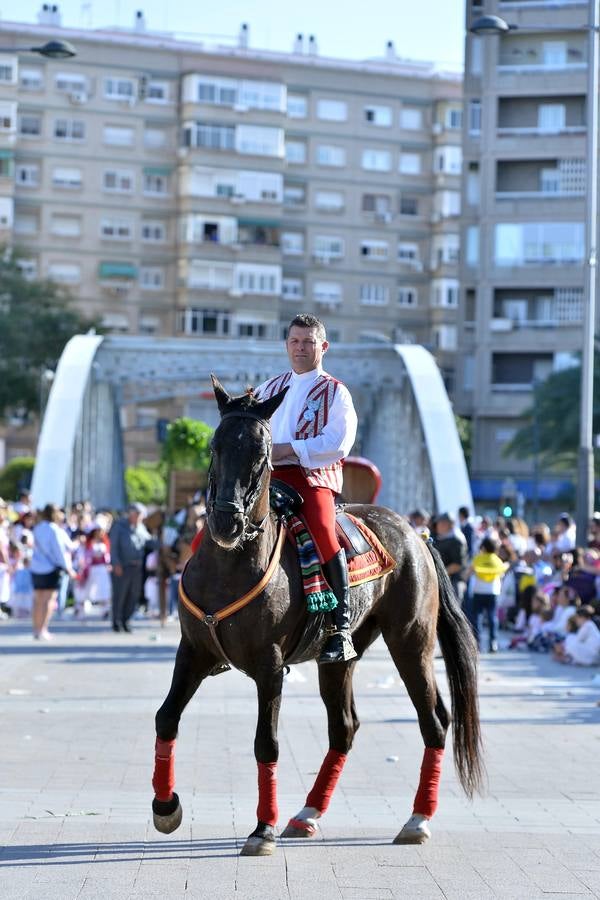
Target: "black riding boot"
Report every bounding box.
[319,550,357,664]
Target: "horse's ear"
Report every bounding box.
[211,374,231,414]
[256,386,289,421]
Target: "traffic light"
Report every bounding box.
[499,497,514,517]
[502,503,513,517]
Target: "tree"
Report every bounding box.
[160,417,214,473]
[503,352,600,471]
[0,456,35,501]
[124,461,167,506]
[0,248,100,420]
[455,414,472,470]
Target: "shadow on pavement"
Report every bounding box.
[0,838,241,864]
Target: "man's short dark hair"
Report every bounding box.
[458,506,470,518]
[288,314,326,341]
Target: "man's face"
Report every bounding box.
[436,518,452,536]
[286,325,328,375]
[128,511,141,526]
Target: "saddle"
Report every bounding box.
[269,479,395,588]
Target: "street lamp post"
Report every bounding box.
[471,4,600,543]
[0,40,76,58]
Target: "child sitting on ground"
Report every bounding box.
[553,605,600,666]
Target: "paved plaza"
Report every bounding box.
[1,615,600,899]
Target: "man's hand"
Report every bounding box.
[272,442,297,463]
[113,564,123,577]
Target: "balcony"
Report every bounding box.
[495,158,585,202]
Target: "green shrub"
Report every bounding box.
[160,417,213,472]
[124,461,167,505]
[0,456,35,501]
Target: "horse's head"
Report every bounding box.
[207,375,287,550]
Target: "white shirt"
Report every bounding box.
[564,619,600,666]
[257,367,357,471]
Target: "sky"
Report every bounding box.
[4,0,466,70]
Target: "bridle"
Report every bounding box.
[207,409,273,543]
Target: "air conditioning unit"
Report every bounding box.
[376,211,393,223]
[313,254,332,265]
[68,90,87,105]
[229,287,243,297]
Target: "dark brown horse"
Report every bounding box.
[151,378,484,855]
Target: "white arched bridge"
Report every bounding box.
[31,335,472,516]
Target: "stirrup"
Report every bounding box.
[319,630,357,664]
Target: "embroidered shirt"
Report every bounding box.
[255,366,357,471]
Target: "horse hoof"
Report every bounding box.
[281,817,318,838]
[152,793,182,834]
[240,836,276,856]
[393,813,431,845]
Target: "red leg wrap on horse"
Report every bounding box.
[152,738,176,802]
[306,749,347,814]
[413,747,444,818]
[256,762,278,826]
[190,526,205,555]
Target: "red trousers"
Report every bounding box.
[272,466,340,563]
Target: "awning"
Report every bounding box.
[0,149,14,159]
[143,165,172,176]
[470,477,575,502]
[98,261,138,279]
[237,218,280,228]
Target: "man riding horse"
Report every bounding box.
[254,312,358,663]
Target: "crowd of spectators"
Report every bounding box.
[0,491,206,639]
[408,506,600,668]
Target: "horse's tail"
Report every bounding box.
[426,541,485,798]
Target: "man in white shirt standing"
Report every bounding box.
[255,314,358,663]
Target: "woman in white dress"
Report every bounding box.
[81,525,112,617]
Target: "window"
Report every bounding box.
[144,126,169,149]
[468,99,481,136]
[145,80,169,103]
[314,235,344,259]
[495,222,584,266]
[193,75,285,112]
[51,214,82,237]
[48,262,81,284]
[362,193,391,214]
[399,152,421,175]
[315,190,344,211]
[282,277,304,300]
[20,68,43,90]
[538,103,566,133]
[316,99,347,121]
[432,234,460,266]
[183,121,235,150]
[434,145,462,175]
[19,115,42,137]
[365,105,392,127]
[14,213,38,235]
[55,72,87,93]
[316,144,346,167]
[143,172,169,195]
[0,59,16,83]
[313,281,342,304]
[178,308,230,336]
[139,317,160,335]
[16,164,39,187]
[236,125,284,157]
[360,283,389,305]
[103,125,134,146]
[235,265,280,295]
[141,220,167,242]
[361,149,391,171]
[1,155,14,179]
[467,162,480,205]
[100,218,134,240]
[400,196,418,216]
[140,267,165,290]
[434,190,461,217]
[197,77,237,105]
[103,169,134,193]
[281,232,304,255]
[470,37,482,75]
[104,77,136,100]
[237,321,273,338]
[398,243,420,266]
[0,103,14,131]
[398,286,418,306]
[433,325,457,352]
[17,258,37,280]
[543,41,567,67]
[186,262,233,290]
[400,107,422,130]
[360,239,389,261]
[446,107,462,130]
[432,278,459,307]
[285,140,307,164]
[287,94,307,118]
[283,184,306,207]
[492,353,553,386]
[52,166,82,189]
[54,119,85,141]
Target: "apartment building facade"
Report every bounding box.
[0,11,462,463]
[458,0,588,514]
